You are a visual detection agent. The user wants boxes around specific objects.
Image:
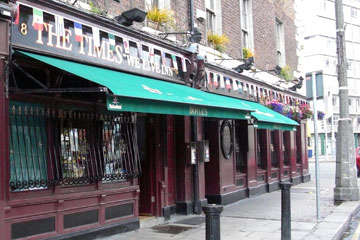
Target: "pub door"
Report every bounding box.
[137,114,156,216]
[166,115,176,206]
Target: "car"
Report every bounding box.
[356,147,360,177]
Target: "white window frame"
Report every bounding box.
[275,18,285,66]
[145,0,171,10]
[206,0,222,34]
[240,0,254,52]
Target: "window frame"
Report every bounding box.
[275,18,285,66]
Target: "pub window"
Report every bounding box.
[9,103,48,191]
[283,131,290,166]
[235,120,248,173]
[296,129,301,164]
[9,103,140,191]
[256,129,266,170]
[270,130,279,168]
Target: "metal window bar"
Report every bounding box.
[9,104,48,191]
[9,103,141,191]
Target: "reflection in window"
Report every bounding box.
[270,130,278,168]
[283,131,290,166]
[102,121,126,177]
[235,121,248,173]
[257,129,266,169]
[60,120,89,180]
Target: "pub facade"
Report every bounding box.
[0,0,309,239]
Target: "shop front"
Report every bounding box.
[1,1,261,239]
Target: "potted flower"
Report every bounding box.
[146,7,175,31]
[279,65,293,82]
[242,48,254,59]
[207,32,230,52]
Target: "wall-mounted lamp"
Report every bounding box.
[233,56,254,73]
[114,8,147,27]
[268,65,282,75]
[289,76,304,91]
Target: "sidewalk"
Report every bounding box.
[97,170,360,240]
[308,155,336,163]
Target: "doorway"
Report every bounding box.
[137,114,176,217]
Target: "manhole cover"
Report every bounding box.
[174,216,205,226]
[151,225,194,234]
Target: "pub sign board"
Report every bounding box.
[12,3,188,82]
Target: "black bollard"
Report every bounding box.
[202,204,223,240]
[280,181,292,240]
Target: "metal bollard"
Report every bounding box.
[280,181,292,240]
[202,204,223,240]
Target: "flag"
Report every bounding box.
[213,74,219,87]
[238,82,243,93]
[74,22,83,42]
[171,55,178,70]
[149,47,155,62]
[14,4,20,25]
[219,75,225,88]
[225,77,231,89]
[137,43,143,59]
[92,27,100,47]
[233,79,238,91]
[181,58,187,72]
[161,51,166,65]
[32,8,43,31]
[108,33,115,51]
[206,71,212,88]
[55,15,64,37]
[123,38,129,54]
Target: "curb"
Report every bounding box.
[311,201,360,240]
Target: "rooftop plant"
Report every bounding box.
[146,7,175,30]
[207,32,230,52]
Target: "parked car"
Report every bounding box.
[356,147,360,177]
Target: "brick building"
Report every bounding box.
[0,0,309,239]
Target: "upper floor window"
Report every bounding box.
[332,96,338,106]
[275,19,285,66]
[145,0,171,10]
[240,0,253,50]
[206,0,216,33]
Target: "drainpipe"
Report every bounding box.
[189,0,201,215]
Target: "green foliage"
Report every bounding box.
[89,1,105,16]
[146,7,175,30]
[279,65,293,82]
[242,48,254,59]
[207,32,230,52]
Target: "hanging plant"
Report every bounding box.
[146,7,175,31]
[207,32,230,52]
[279,65,293,82]
[317,111,325,120]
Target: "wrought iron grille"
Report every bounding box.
[9,102,141,191]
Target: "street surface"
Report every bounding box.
[96,160,360,240]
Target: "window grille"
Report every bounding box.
[9,102,141,191]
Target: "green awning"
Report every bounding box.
[18,51,253,119]
[245,101,299,131]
